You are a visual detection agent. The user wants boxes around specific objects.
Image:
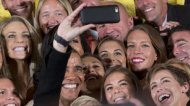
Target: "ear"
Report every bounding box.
[154,55,158,61]
[127,16,134,30]
[1,0,8,10]
[181,82,190,94]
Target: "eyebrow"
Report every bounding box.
[174,38,187,43]
[150,77,171,85]
[99,51,108,54]
[114,49,123,52]
[118,79,127,83]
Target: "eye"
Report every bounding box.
[120,82,128,87]
[99,53,108,59]
[162,79,170,83]
[141,44,150,48]
[55,12,63,16]
[150,84,157,90]
[97,24,105,29]
[71,39,79,43]
[42,13,49,18]
[92,64,100,69]
[105,86,113,91]
[114,51,122,56]
[74,65,84,73]
[7,34,15,39]
[23,33,31,39]
[177,42,186,47]
[0,90,6,95]
[127,44,134,48]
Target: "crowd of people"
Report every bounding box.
[0,0,190,106]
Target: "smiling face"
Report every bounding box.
[98,40,126,68]
[0,78,21,106]
[104,72,134,104]
[2,21,31,60]
[39,0,68,34]
[126,29,157,71]
[2,0,34,20]
[82,56,104,91]
[150,69,189,106]
[172,31,190,65]
[60,52,84,103]
[135,0,167,25]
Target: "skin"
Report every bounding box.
[68,0,100,9]
[70,36,84,56]
[2,0,34,21]
[39,0,68,34]
[2,21,31,60]
[171,31,190,65]
[82,56,104,90]
[98,41,126,68]
[0,78,21,106]
[134,0,167,26]
[150,70,189,106]
[0,48,3,69]
[104,72,134,104]
[60,52,84,105]
[96,3,133,42]
[126,30,157,71]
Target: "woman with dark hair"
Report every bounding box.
[147,63,190,106]
[0,16,41,103]
[125,24,167,86]
[95,37,127,69]
[102,66,144,106]
[0,75,22,106]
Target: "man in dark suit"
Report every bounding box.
[135,0,190,29]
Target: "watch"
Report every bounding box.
[54,33,69,47]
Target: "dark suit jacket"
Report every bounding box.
[33,27,71,106]
[167,4,190,28]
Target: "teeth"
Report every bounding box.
[159,94,170,102]
[144,8,153,12]
[114,97,124,103]
[63,84,77,89]
[5,104,16,106]
[14,47,25,52]
[15,8,25,12]
[132,58,144,63]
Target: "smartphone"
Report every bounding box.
[80,5,120,25]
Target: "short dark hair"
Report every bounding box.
[147,63,190,97]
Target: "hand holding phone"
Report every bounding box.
[80,5,120,25]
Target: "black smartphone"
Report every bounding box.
[80,5,120,25]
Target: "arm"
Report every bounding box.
[33,3,95,106]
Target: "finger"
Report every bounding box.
[68,3,87,21]
[78,24,96,35]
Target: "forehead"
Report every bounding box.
[82,56,100,63]
[0,78,14,88]
[105,72,126,83]
[127,30,151,42]
[68,52,82,64]
[172,31,190,42]
[99,40,123,50]
[2,21,28,33]
[150,69,175,82]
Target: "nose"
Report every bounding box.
[173,46,180,57]
[156,84,164,93]
[142,0,150,5]
[6,93,16,101]
[47,16,59,26]
[65,70,77,81]
[16,36,24,43]
[113,86,121,94]
[133,46,142,54]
